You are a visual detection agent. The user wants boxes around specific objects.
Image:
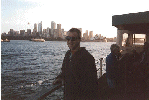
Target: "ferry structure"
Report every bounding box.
[97,11,149,100]
[30,38,45,42]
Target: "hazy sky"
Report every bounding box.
[1,0,149,37]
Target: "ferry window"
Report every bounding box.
[133,34,145,45]
[122,33,128,46]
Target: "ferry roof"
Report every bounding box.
[112,11,149,33]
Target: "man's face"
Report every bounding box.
[66,32,80,50]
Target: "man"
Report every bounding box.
[133,42,149,76]
[137,42,149,79]
[53,28,98,100]
[140,42,149,64]
[106,44,121,88]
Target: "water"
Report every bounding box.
[1,40,115,100]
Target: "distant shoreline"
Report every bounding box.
[1,35,116,42]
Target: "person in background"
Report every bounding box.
[140,42,149,65]
[138,42,149,79]
[106,44,121,88]
[132,42,149,76]
[53,28,98,100]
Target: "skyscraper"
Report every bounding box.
[10,29,14,36]
[57,24,62,38]
[46,27,51,37]
[51,21,56,37]
[33,23,37,36]
[38,21,42,36]
[85,30,88,40]
[89,31,93,40]
[34,23,37,30]
[20,30,25,36]
[78,28,82,38]
[27,29,31,36]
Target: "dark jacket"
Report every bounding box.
[106,53,119,80]
[57,47,98,100]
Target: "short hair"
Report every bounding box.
[68,28,81,39]
[110,44,120,51]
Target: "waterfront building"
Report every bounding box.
[64,31,67,36]
[46,27,51,38]
[10,29,14,36]
[89,31,93,40]
[33,29,37,36]
[34,23,37,30]
[38,21,42,36]
[61,29,65,39]
[43,29,47,36]
[94,34,99,39]
[33,23,37,36]
[83,33,88,40]
[51,21,56,37]
[1,32,7,36]
[99,34,101,38]
[83,33,86,39]
[14,31,19,36]
[53,29,58,38]
[20,30,25,36]
[84,30,89,40]
[57,24,62,38]
[78,28,82,38]
[27,29,31,36]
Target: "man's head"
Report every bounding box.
[66,28,81,51]
[110,44,120,55]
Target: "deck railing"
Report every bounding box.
[25,83,62,100]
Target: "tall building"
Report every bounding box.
[51,21,56,37]
[61,29,65,39]
[33,23,37,36]
[38,21,42,36]
[85,30,88,40]
[46,27,51,37]
[89,31,93,40]
[43,29,47,34]
[78,28,82,38]
[57,24,62,38]
[34,23,37,30]
[13,31,19,36]
[10,29,14,36]
[99,34,101,38]
[20,30,25,36]
[27,29,31,36]
[53,29,58,38]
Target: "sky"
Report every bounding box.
[1,0,149,38]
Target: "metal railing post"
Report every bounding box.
[99,58,103,77]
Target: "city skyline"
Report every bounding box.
[3,20,95,37]
[1,0,149,38]
[2,21,101,40]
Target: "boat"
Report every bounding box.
[30,38,45,42]
[2,39,10,42]
[26,11,149,100]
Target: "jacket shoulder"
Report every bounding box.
[80,48,94,60]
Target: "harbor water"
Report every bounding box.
[1,40,115,100]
